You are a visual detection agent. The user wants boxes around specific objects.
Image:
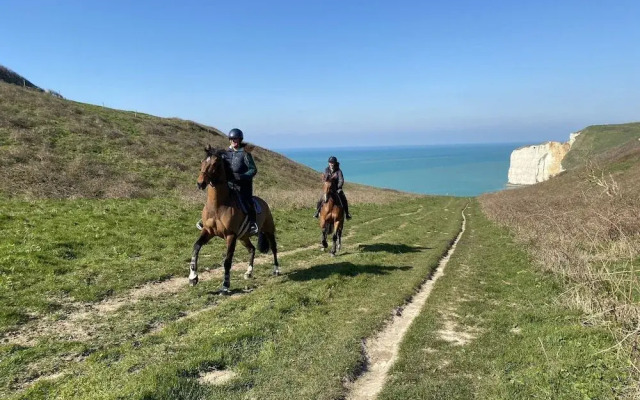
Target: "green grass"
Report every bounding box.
[1,196,466,398]
[0,196,397,333]
[0,197,201,331]
[2,196,631,399]
[563,122,640,170]
[379,200,630,400]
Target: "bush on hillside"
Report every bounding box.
[46,88,64,99]
[0,65,41,90]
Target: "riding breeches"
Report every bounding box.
[234,183,256,223]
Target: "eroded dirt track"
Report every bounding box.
[346,206,467,400]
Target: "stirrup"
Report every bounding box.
[196,220,204,230]
[346,213,352,220]
[249,222,259,235]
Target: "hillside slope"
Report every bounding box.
[562,122,640,169]
[0,81,324,200]
[0,65,41,90]
[481,130,640,383]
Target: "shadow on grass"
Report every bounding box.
[286,262,412,282]
[206,288,247,297]
[358,243,432,254]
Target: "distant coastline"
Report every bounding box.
[275,142,528,153]
[281,143,523,197]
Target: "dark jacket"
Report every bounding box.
[226,145,257,183]
[323,166,344,192]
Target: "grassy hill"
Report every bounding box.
[0,81,318,199]
[481,128,640,386]
[0,81,403,207]
[562,122,640,170]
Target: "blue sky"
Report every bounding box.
[2,0,639,148]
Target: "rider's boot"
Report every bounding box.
[313,200,322,218]
[196,219,204,230]
[247,203,259,235]
[339,191,352,220]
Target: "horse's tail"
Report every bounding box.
[257,232,270,254]
[256,196,275,254]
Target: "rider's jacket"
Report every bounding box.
[323,166,344,192]
[226,145,257,186]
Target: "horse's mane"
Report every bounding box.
[204,146,232,179]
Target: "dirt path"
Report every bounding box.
[2,212,396,347]
[346,206,467,400]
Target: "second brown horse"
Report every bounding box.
[189,145,279,293]
[319,179,345,256]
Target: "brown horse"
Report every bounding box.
[319,179,344,256]
[189,145,279,293]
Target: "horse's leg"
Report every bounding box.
[331,220,339,256]
[189,232,212,286]
[221,234,237,293]
[337,222,343,252]
[266,232,280,276]
[321,222,329,251]
[240,237,256,279]
[338,215,345,251]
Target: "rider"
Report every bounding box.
[313,156,352,220]
[225,128,259,235]
[196,128,259,235]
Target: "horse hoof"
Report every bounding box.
[273,270,280,276]
[244,272,252,280]
[220,286,230,295]
[330,253,336,257]
[189,277,199,286]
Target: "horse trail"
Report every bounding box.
[2,211,399,348]
[7,202,452,395]
[7,202,442,395]
[346,205,468,400]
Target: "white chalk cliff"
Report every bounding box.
[507,132,580,185]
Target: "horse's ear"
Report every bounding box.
[205,144,216,156]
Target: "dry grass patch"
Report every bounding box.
[480,145,640,379]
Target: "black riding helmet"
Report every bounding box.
[328,156,338,163]
[228,128,244,141]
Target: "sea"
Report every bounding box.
[280,143,524,197]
